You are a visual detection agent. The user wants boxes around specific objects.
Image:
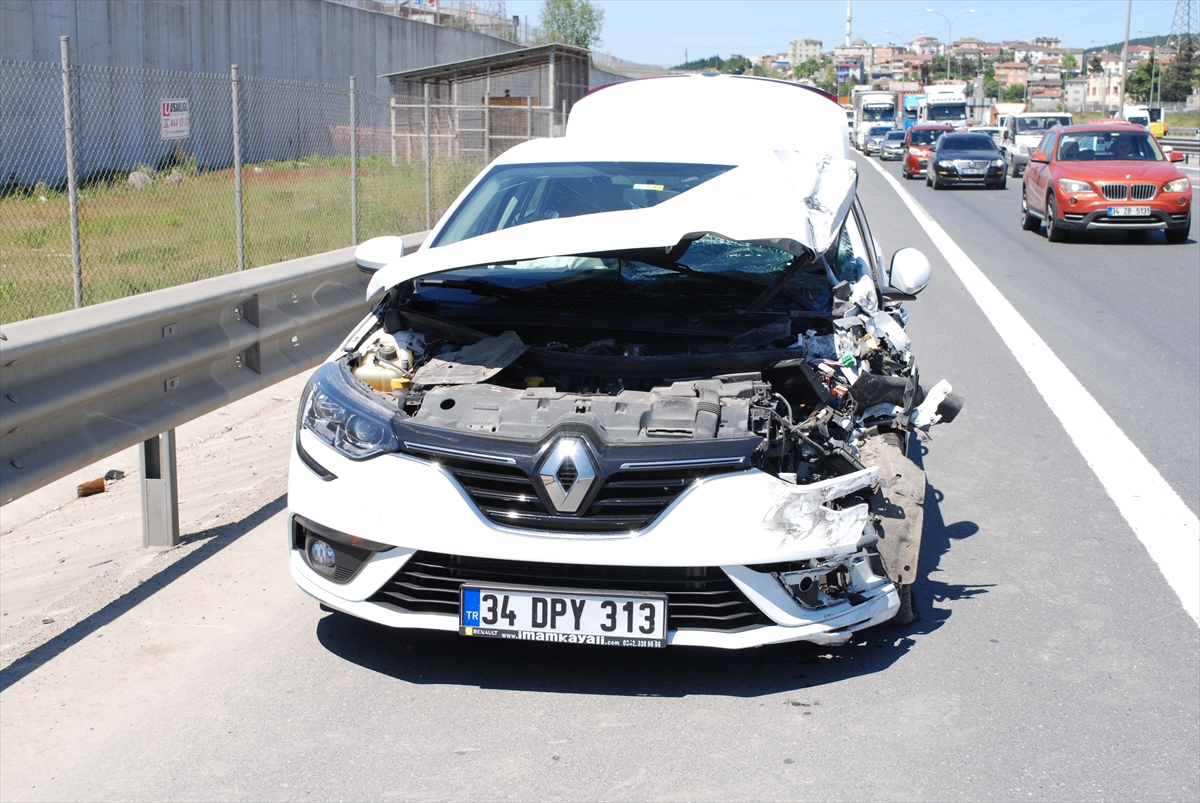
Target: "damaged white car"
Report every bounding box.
[288,76,961,649]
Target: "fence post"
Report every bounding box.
[60,36,82,308]
[231,64,245,272]
[390,96,398,167]
[140,429,179,548]
[424,82,432,230]
[350,75,358,246]
[484,67,491,162]
[526,95,533,141]
[548,50,555,138]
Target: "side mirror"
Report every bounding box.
[1029,151,1049,164]
[1169,151,1184,163]
[354,236,406,274]
[354,232,429,273]
[888,248,932,295]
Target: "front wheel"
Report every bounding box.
[1010,158,1021,178]
[1165,226,1190,244]
[995,178,1007,191]
[892,584,918,626]
[1021,186,1041,231]
[1046,194,1068,242]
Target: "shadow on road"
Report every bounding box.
[316,468,986,697]
[0,493,287,693]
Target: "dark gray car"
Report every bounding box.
[927,133,1008,190]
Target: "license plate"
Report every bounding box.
[963,169,985,176]
[1108,206,1151,216]
[460,585,668,647]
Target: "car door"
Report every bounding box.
[1024,131,1056,213]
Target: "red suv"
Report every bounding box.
[902,124,954,179]
[1020,123,1191,243]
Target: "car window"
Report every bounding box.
[870,126,892,135]
[885,131,906,141]
[433,162,734,247]
[909,129,944,146]
[1056,131,1162,161]
[1036,131,1056,157]
[940,134,996,152]
[1016,116,1071,133]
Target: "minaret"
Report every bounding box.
[845,0,852,47]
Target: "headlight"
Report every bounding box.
[991,159,1005,168]
[1058,178,1092,194]
[1018,144,1030,155]
[302,362,400,459]
[909,147,922,156]
[1164,178,1190,193]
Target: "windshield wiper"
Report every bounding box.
[418,277,532,301]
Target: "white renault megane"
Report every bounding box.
[288,75,960,650]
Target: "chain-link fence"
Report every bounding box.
[2,48,552,325]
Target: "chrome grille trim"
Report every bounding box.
[1130,183,1157,200]
[1100,183,1128,201]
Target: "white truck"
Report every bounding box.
[1000,112,1073,177]
[918,84,968,128]
[851,89,898,150]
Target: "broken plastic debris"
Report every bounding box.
[104,469,125,482]
[76,478,106,497]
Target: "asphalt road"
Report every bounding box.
[1,152,1196,802]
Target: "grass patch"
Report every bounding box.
[0,154,481,324]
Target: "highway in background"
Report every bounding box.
[1,152,1196,802]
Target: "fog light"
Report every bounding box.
[1181,198,1188,206]
[1069,197,1078,205]
[309,539,338,576]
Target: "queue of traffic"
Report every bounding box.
[847,92,1191,244]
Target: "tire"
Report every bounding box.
[1165,227,1189,244]
[1021,186,1041,231]
[903,166,912,180]
[1010,158,1021,178]
[931,172,943,190]
[996,178,1007,190]
[1045,194,1068,242]
[892,584,918,626]
[926,172,932,187]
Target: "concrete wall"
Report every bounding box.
[0,0,523,95]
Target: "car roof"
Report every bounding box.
[1059,122,1148,134]
[910,123,954,130]
[567,74,850,159]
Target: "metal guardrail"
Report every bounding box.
[0,232,426,518]
[1161,135,1200,165]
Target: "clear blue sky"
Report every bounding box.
[503,0,1181,67]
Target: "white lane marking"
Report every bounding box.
[862,156,1200,626]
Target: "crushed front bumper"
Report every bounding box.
[288,431,901,649]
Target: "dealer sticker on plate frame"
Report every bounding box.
[460,584,668,647]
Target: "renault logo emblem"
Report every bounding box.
[537,438,597,514]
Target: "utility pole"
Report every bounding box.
[1117,0,1131,119]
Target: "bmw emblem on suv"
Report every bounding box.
[537,438,597,514]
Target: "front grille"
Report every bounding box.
[1100,183,1128,200]
[368,551,774,632]
[1131,183,1157,200]
[437,454,738,533]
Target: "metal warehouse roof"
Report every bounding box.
[380,43,591,84]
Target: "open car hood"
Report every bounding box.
[366,149,858,299]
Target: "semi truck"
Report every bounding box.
[851,89,899,149]
[902,94,924,130]
[918,84,968,127]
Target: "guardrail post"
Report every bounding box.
[140,429,179,548]
[60,36,82,309]
[350,75,358,246]
[231,65,245,272]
